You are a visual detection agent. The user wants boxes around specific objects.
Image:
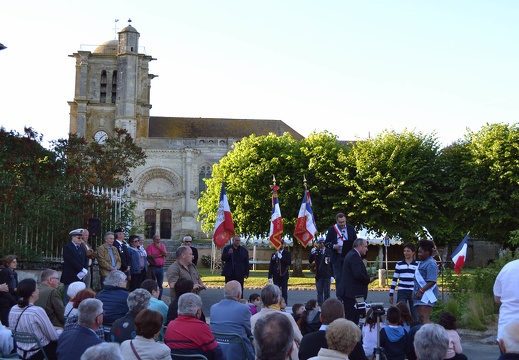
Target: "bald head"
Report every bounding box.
[224,280,242,300]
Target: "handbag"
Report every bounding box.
[130,340,143,360]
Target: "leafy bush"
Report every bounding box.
[437,250,519,329]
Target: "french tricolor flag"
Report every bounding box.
[451,232,469,274]
[269,184,283,250]
[294,189,317,247]
[213,183,235,248]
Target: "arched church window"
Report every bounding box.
[144,209,156,239]
[100,70,107,103]
[111,70,117,103]
[199,165,212,197]
[160,209,172,239]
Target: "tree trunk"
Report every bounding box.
[291,240,305,277]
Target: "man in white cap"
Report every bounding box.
[61,228,88,304]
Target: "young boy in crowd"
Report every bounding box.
[379,306,408,360]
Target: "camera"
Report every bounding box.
[355,296,385,318]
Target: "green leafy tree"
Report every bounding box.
[0,127,146,259]
[52,128,146,189]
[344,130,444,242]
[198,132,352,276]
[443,123,519,243]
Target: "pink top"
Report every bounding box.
[146,243,167,267]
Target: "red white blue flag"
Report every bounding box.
[451,232,469,274]
[213,183,235,248]
[269,183,283,250]
[294,190,317,247]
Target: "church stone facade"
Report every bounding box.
[68,23,302,240]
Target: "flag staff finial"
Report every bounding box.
[303,175,307,190]
[271,176,279,193]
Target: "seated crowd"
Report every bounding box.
[0,233,484,360]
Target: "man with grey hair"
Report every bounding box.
[57,298,103,360]
[254,311,294,360]
[413,323,449,360]
[110,288,151,343]
[35,268,65,327]
[210,280,254,359]
[80,343,123,360]
[499,320,519,359]
[96,231,121,286]
[183,235,199,265]
[96,270,129,324]
[337,238,376,324]
[166,245,206,298]
[251,284,302,360]
[165,293,223,359]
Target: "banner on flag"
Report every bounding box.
[451,232,469,274]
[269,183,283,250]
[213,183,235,248]
[294,189,317,247]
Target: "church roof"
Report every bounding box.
[148,116,304,140]
[93,40,118,55]
[120,24,139,33]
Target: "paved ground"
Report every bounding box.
[163,287,500,360]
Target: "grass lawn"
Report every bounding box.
[198,268,394,291]
[198,267,461,291]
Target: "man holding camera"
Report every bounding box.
[309,237,332,307]
[337,238,376,325]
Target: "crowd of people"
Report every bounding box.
[0,215,517,360]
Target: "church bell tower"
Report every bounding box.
[68,19,156,142]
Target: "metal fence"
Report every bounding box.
[0,186,126,261]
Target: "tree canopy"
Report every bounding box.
[0,127,146,259]
[441,123,519,242]
[199,123,519,250]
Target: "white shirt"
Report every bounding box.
[494,259,519,340]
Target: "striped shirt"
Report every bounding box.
[389,259,418,294]
[9,304,60,359]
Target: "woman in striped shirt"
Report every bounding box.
[9,278,61,360]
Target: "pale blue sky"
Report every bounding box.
[1,1,518,147]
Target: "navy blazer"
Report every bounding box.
[114,240,131,273]
[337,248,371,301]
[268,249,291,281]
[60,241,88,285]
[57,325,102,360]
[324,223,357,258]
[221,245,249,279]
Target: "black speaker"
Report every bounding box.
[88,217,102,237]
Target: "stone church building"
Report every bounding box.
[68,23,302,240]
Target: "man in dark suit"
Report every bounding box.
[337,238,376,324]
[268,240,291,304]
[298,298,366,360]
[324,213,357,299]
[221,235,249,293]
[57,298,104,360]
[61,228,88,304]
[114,228,131,275]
